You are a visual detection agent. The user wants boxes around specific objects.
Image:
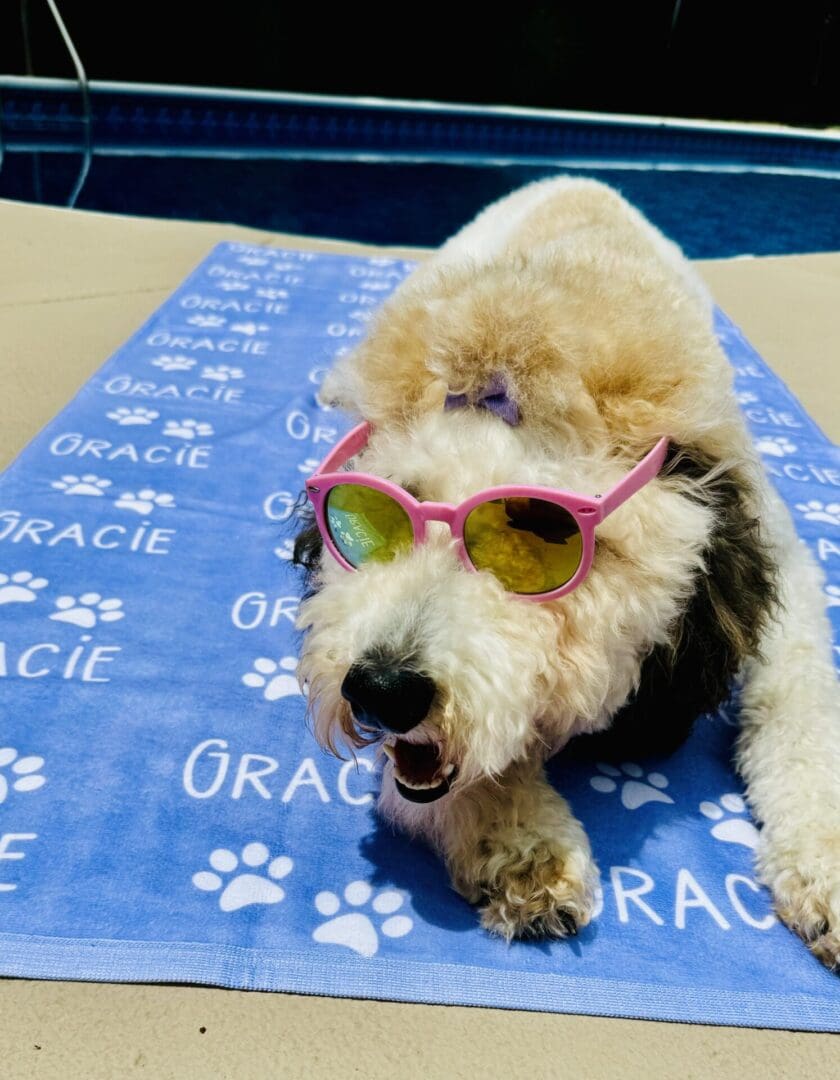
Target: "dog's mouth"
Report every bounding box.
[383,739,457,803]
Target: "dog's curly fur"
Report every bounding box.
[294,178,840,967]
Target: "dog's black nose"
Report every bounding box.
[341,663,436,734]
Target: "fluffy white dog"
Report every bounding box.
[294,178,840,969]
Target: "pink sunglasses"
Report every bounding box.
[305,422,669,602]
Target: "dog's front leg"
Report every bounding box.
[737,496,840,971]
[380,758,599,940]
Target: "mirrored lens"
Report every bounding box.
[463,497,583,594]
[325,484,413,567]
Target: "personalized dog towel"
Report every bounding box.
[0,243,838,1030]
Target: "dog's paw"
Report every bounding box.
[762,837,840,972]
[456,839,598,941]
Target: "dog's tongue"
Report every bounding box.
[393,740,442,784]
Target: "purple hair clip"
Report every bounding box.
[443,373,520,426]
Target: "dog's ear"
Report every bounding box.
[577,444,779,759]
[292,520,323,574]
[289,494,324,595]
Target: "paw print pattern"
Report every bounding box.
[0,747,46,804]
[328,517,354,548]
[313,881,413,958]
[699,794,760,850]
[590,762,674,810]
[186,314,226,328]
[51,474,112,496]
[163,419,214,440]
[795,501,840,526]
[114,489,175,515]
[297,457,320,474]
[230,322,268,336]
[0,571,48,605]
[106,406,160,426]
[242,657,302,701]
[754,435,797,457]
[274,540,295,561]
[151,355,196,372]
[192,843,293,912]
[824,584,840,608]
[49,594,124,629]
[201,365,244,382]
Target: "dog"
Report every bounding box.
[293,178,840,969]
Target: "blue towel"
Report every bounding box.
[0,242,838,1029]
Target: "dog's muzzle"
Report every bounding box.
[340,661,456,802]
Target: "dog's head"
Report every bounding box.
[294,253,778,803]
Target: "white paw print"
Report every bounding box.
[192,843,293,912]
[200,364,245,382]
[242,657,302,702]
[736,391,759,405]
[824,584,840,608]
[795,500,840,526]
[255,287,288,300]
[186,314,226,328]
[313,881,413,958]
[699,794,759,850]
[590,762,674,810]
[237,255,269,267]
[229,321,269,336]
[51,474,112,496]
[216,280,250,292]
[151,355,196,372]
[297,457,320,475]
[0,748,46,804]
[163,418,214,440]
[274,539,295,561]
[754,435,797,457]
[329,518,354,548]
[49,593,125,629]
[114,489,176,515]
[106,406,160,426]
[0,570,48,605]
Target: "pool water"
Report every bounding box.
[3,154,840,258]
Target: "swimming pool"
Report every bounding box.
[2,78,839,258]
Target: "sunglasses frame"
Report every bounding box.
[305,422,669,602]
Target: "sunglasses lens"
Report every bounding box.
[325,484,413,568]
[463,497,583,595]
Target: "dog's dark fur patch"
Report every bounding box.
[290,492,323,593]
[576,444,780,760]
[293,520,323,573]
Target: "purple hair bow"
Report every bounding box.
[443,373,520,426]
